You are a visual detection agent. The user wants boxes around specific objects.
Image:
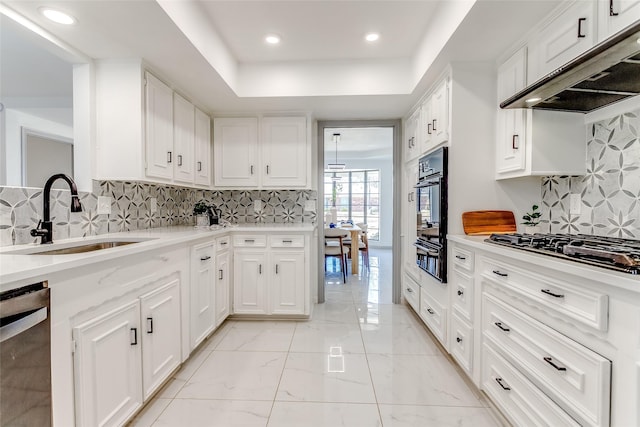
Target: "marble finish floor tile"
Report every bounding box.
[378,404,499,427]
[309,302,359,324]
[177,351,287,400]
[276,352,376,403]
[268,402,382,427]
[368,353,484,406]
[150,399,272,427]
[360,322,442,355]
[356,303,424,326]
[289,322,365,354]
[216,321,295,352]
[129,398,171,427]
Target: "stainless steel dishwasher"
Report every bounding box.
[0,281,51,427]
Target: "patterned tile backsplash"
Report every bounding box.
[0,181,317,246]
[541,108,640,238]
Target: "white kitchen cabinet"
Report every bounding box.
[404,109,421,162]
[527,0,597,84]
[402,272,420,312]
[194,107,212,187]
[270,250,306,314]
[73,301,143,427]
[213,117,259,187]
[403,159,421,281]
[190,242,216,350]
[140,280,181,400]
[233,249,268,314]
[215,240,231,326]
[419,285,447,346]
[73,277,182,426]
[429,77,450,148]
[419,99,432,155]
[598,0,640,39]
[496,55,587,179]
[261,116,308,187]
[145,72,174,181]
[172,93,195,184]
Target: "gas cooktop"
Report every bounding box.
[485,233,640,275]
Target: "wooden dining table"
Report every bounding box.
[337,224,362,275]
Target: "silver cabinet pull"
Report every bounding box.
[197,161,202,171]
[432,119,437,131]
[282,239,293,244]
[512,134,519,149]
[275,264,279,274]
[245,239,255,244]
[259,264,262,274]
[200,255,211,261]
[218,269,223,280]
[147,317,153,334]
[266,165,270,174]
[250,165,254,175]
[167,151,172,164]
[177,154,183,166]
[427,123,432,135]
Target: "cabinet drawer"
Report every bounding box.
[216,235,231,250]
[270,235,304,248]
[233,235,267,247]
[451,268,473,322]
[481,256,608,331]
[419,288,447,345]
[451,245,474,272]
[450,312,473,375]
[483,293,611,427]
[402,273,420,313]
[482,343,580,427]
[193,242,214,262]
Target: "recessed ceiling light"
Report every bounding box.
[39,7,76,25]
[365,33,380,42]
[525,97,542,104]
[265,34,281,45]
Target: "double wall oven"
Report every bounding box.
[414,147,448,282]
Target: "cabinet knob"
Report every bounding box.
[426,308,435,315]
[456,336,462,343]
[457,289,464,296]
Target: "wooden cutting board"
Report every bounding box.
[461,210,516,235]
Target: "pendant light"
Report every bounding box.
[327,133,345,171]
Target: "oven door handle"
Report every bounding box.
[414,178,441,189]
[0,307,48,343]
[414,242,441,256]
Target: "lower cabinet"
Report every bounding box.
[191,242,216,349]
[72,278,181,427]
[215,239,231,326]
[233,234,307,315]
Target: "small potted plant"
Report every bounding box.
[522,204,542,234]
[193,201,210,227]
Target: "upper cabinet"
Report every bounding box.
[403,109,421,162]
[213,116,309,189]
[599,0,640,39]
[95,62,212,187]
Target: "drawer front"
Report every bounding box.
[451,245,474,272]
[482,343,581,427]
[402,273,420,313]
[483,293,611,427]
[269,235,304,248]
[451,268,473,322]
[419,288,447,345]
[216,235,231,251]
[233,235,267,247]
[450,312,473,375]
[481,256,608,331]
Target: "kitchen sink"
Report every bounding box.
[2,238,155,256]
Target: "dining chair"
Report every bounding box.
[355,222,370,271]
[324,228,349,283]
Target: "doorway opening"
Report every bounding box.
[317,120,401,304]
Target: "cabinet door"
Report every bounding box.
[528,1,597,83]
[215,249,231,326]
[213,117,259,187]
[496,48,528,175]
[145,72,174,180]
[270,250,305,314]
[191,243,216,350]
[73,301,142,427]
[403,160,420,279]
[600,0,640,40]
[261,116,307,187]
[140,279,181,399]
[233,250,268,314]
[404,110,420,162]
[431,79,449,146]
[173,93,195,184]
[194,107,211,187]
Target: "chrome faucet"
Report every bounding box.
[31,174,83,244]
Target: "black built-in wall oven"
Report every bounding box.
[415,147,448,282]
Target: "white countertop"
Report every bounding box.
[0,224,315,290]
[448,234,640,293]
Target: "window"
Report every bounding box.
[324,170,380,241]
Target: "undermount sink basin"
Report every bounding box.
[2,238,155,256]
[31,241,140,255]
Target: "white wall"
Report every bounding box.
[448,62,540,236]
[2,107,73,186]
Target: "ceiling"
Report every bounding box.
[324,127,393,163]
[1,0,562,120]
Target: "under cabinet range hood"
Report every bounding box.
[501,20,640,113]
